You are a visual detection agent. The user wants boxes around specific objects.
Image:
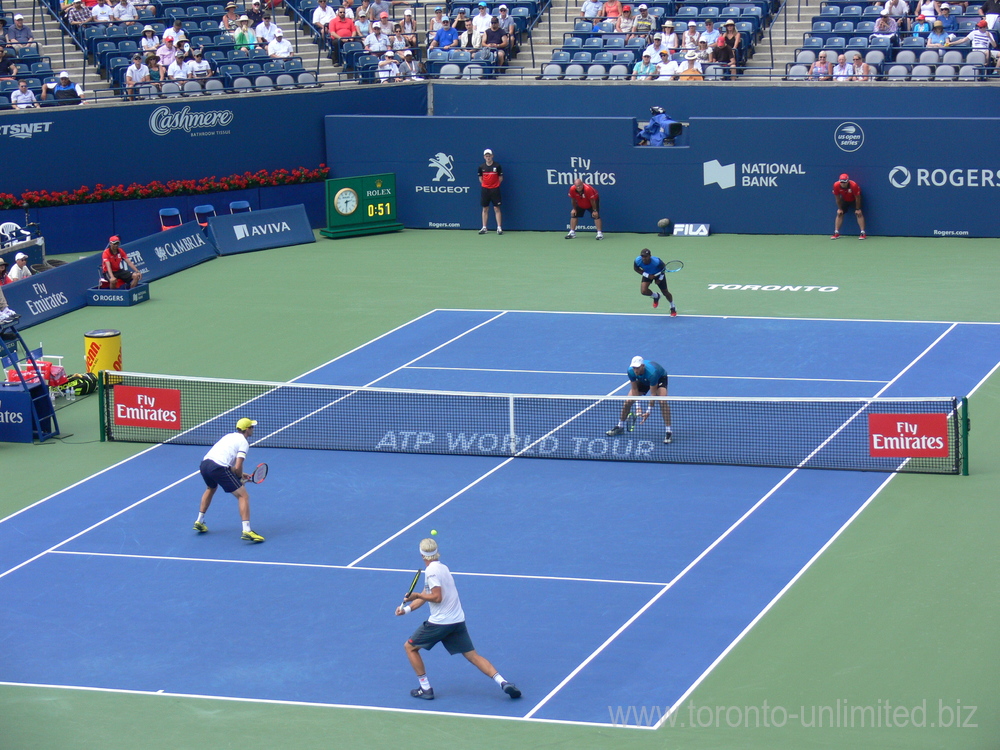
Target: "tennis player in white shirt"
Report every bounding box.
[194,418,264,542]
[397,537,521,700]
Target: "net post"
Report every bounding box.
[508,395,515,456]
[961,396,970,476]
[98,370,106,442]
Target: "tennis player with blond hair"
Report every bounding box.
[397,537,521,701]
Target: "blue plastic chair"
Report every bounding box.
[159,208,182,231]
[229,201,252,214]
[194,205,216,227]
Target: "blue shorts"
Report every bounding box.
[408,620,475,655]
[200,459,242,493]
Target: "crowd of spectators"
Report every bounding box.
[316,0,519,80]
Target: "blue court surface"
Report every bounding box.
[2,310,999,728]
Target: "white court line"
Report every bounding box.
[49,550,667,587]
[0,313,509,581]
[407,365,888,384]
[0,681,632,730]
[0,310,448,530]
[435,308,1000,326]
[347,379,632,567]
[521,321,960,720]
[653,471,898,730]
[254,312,508,447]
[0,473,198,582]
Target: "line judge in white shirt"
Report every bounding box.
[193,417,264,542]
[397,537,521,701]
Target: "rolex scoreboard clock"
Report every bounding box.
[321,173,404,239]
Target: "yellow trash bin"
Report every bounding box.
[85,329,122,373]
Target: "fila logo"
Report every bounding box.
[673,223,711,236]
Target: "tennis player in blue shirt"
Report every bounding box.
[606,355,673,443]
[634,248,676,316]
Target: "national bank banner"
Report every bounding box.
[1,254,102,328]
[207,204,315,256]
[324,115,1000,238]
[121,221,218,282]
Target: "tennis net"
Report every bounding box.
[99,371,969,474]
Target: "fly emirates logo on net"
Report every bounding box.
[868,414,949,458]
[113,385,182,430]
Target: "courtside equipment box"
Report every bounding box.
[87,283,150,307]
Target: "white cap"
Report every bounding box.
[372,21,380,26]
[274,27,283,34]
[638,3,647,7]
[880,7,889,14]
[59,70,69,78]
[239,14,249,21]
[404,7,412,12]
[940,2,950,6]
[401,48,412,55]
[15,252,28,260]
[14,13,23,19]
[499,3,508,8]
[688,20,696,25]
[484,148,493,154]
[630,356,644,369]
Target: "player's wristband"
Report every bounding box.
[403,605,412,614]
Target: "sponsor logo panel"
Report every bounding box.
[868,413,949,458]
[113,385,182,430]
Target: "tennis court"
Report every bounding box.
[2,308,997,728]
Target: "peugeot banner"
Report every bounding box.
[120,221,219,282]
[207,204,315,256]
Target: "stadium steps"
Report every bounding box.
[744,2,816,76]
[4,0,114,99]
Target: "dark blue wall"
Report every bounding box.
[326,113,1000,238]
[0,86,427,196]
[430,82,1000,120]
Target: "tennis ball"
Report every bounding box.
[431,529,437,536]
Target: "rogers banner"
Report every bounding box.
[113,385,182,430]
[868,413,949,458]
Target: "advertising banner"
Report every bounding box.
[1,254,102,329]
[324,115,1000,238]
[207,204,315,255]
[119,221,218,282]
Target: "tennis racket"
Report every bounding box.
[627,407,652,431]
[244,463,268,484]
[400,569,422,609]
[664,260,684,272]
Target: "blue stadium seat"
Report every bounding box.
[841,5,862,16]
[812,20,832,32]
[820,5,839,15]
[593,50,614,64]
[241,62,263,76]
[833,20,854,33]
[855,20,875,33]
[583,36,603,49]
[846,36,869,50]
[571,50,593,63]
[901,35,926,47]
[613,50,634,64]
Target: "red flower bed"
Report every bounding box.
[0,166,329,210]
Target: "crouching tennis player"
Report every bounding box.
[397,537,521,701]
[193,417,264,542]
[606,355,673,444]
